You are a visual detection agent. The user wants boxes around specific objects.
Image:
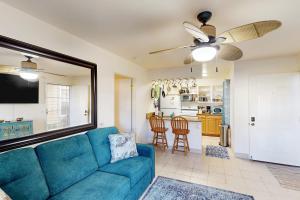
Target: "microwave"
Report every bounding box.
[180,94,193,102]
[212,106,223,114]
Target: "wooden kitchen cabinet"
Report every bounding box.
[198,115,206,133]
[198,114,222,137]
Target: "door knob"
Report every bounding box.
[250,123,255,126]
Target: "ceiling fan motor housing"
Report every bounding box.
[200,24,216,38]
[21,60,37,69]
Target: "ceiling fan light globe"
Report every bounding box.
[192,46,217,62]
[19,71,39,82]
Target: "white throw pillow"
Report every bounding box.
[0,188,11,200]
[108,133,138,163]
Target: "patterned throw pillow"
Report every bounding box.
[108,133,138,163]
[0,188,11,200]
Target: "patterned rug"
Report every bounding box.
[205,145,230,159]
[141,176,254,200]
[266,163,300,191]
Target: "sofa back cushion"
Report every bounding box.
[0,148,49,200]
[87,127,118,167]
[35,134,98,196]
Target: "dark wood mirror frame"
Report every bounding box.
[0,35,97,152]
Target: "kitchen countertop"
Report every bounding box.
[197,113,222,116]
[146,112,222,122]
[162,116,201,122]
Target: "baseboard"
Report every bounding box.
[235,152,250,159]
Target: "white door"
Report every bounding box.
[249,73,300,166]
[70,85,90,126]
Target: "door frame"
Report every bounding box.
[114,74,133,132]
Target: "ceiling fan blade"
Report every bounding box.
[219,44,243,61]
[0,65,16,73]
[183,54,194,65]
[183,22,209,42]
[219,20,281,43]
[149,45,190,54]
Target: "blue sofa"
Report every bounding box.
[0,127,155,200]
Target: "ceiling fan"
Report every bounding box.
[0,55,65,82]
[149,11,281,64]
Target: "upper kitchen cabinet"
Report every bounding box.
[212,85,223,103]
[197,85,223,105]
[198,86,211,103]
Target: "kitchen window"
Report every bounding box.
[46,84,70,130]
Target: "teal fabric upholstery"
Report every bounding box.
[49,171,130,200]
[87,127,118,167]
[0,127,155,200]
[36,134,98,196]
[0,148,49,200]
[136,144,155,180]
[100,156,151,187]
[125,171,152,200]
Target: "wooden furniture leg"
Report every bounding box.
[186,135,190,151]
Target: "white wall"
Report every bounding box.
[148,64,232,80]
[232,55,300,158]
[0,2,150,143]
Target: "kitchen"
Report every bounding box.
[146,65,231,153]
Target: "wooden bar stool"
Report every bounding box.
[149,115,168,151]
[171,116,190,155]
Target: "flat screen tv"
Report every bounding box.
[0,73,39,103]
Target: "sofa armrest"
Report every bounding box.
[136,144,155,180]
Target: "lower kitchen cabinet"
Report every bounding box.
[198,114,222,137]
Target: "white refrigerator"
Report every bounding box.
[160,95,181,116]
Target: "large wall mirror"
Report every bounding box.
[0,35,97,151]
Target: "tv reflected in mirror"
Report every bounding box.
[0,73,39,103]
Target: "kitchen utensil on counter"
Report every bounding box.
[162,85,166,98]
[167,82,171,92]
[179,87,189,94]
[206,106,211,113]
[151,88,155,99]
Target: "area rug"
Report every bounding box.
[205,145,230,159]
[266,163,300,191]
[141,176,254,200]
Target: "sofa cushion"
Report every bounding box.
[108,134,138,163]
[125,171,152,200]
[36,134,98,196]
[0,148,49,200]
[49,171,130,200]
[87,127,119,167]
[100,156,152,187]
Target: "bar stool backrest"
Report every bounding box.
[149,115,165,132]
[171,116,188,133]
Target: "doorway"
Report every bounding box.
[249,73,300,166]
[114,74,133,133]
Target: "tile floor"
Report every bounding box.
[155,136,300,200]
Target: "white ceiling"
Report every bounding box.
[2,0,300,69]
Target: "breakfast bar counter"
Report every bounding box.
[146,115,202,153]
